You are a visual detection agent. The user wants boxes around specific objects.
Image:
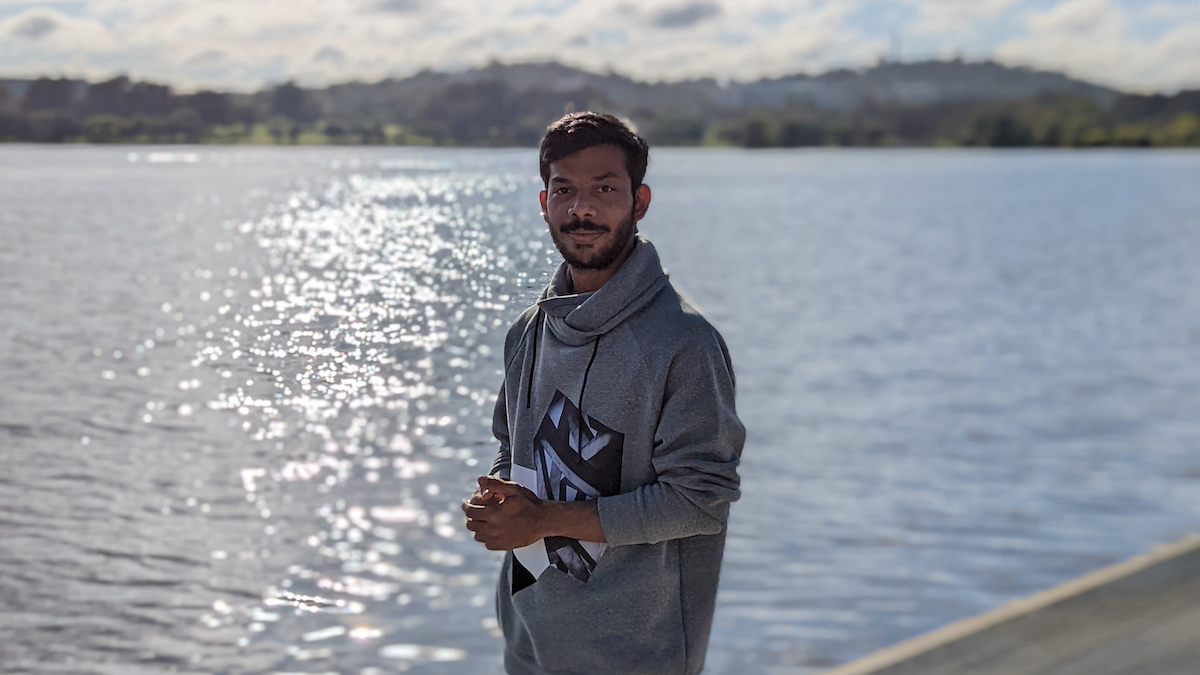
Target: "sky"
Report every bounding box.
[1,0,1198,93]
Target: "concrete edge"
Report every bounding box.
[820,533,1200,675]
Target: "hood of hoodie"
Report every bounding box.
[535,236,670,347]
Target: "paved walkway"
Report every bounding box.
[822,536,1200,675]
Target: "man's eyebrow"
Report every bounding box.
[549,176,572,184]
[592,171,619,181]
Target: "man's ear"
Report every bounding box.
[633,184,652,221]
[538,190,549,222]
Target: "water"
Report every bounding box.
[2,145,1199,674]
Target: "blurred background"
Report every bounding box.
[2,2,1200,674]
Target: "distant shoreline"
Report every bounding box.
[4,138,1198,149]
[4,60,1198,148]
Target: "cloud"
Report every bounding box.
[0,8,117,75]
[10,14,58,39]
[652,2,720,29]
[0,0,1197,92]
[375,0,421,12]
[1027,0,1120,35]
[994,0,1200,92]
[1141,2,1197,20]
[313,45,346,64]
[184,49,228,68]
[903,0,1022,40]
[0,0,884,89]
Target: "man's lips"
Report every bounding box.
[565,230,604,245]
[561,222,608,244]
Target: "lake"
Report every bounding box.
[2,145,1199,674]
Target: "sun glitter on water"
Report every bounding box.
[188,166,554,670]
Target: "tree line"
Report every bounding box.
[2,73,1198,148]
[695,92,1200,148]
[0,77,321,144]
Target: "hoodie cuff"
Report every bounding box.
[596,493,643,547]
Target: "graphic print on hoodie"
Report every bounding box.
[530,390,624,582]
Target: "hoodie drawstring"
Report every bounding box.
[524,308,601,442]
[525,309,543,409]
[578,336,600,417]
[576,336,601,451]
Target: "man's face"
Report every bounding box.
[540,144,649,271]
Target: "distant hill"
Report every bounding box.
[0,78,88,104]
[732,59,1118,110]
[0,60,1130,122]
[312,59,1120,121]
[312,61,727,125]
[2,60,1195,147]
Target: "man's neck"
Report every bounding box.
[567,238,637,293]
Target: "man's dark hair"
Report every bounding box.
[539,112,649,189]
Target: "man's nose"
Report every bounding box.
[568,194,596,219]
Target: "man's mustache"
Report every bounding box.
[561,218,609,234]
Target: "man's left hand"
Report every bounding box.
[462,476,546,551]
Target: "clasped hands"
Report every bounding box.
[462,476,548,551]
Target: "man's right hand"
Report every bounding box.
[461,476,607,549]
[467,476,504,507]
[462,476,549,550]
[462,475,504,542]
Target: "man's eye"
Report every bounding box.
[554,187,571,194]
[598,186,615,193]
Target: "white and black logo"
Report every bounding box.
[529,390,623,582]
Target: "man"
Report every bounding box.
[462,112,744,675]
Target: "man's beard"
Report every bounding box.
[552,206,637,271]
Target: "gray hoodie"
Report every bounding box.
[490,236,745,675]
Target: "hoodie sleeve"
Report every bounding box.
[489,382,511,480]
[597,326,744,546]
[489,308,539,481]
